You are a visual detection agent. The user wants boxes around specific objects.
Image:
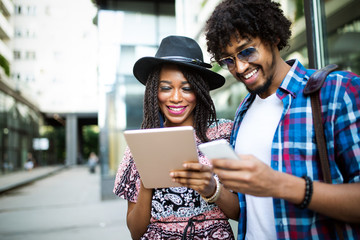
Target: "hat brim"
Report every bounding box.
[133,57,225,90]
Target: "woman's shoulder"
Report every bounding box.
[207,118,233,141]
[209,118,233,129]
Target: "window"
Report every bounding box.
[27,6,37,16]
[12,73,21,81]
[45,6,51,15]
[15,5,22,15]
[14,51,21,60]
[25,51,36,60]
[14,28,22,38]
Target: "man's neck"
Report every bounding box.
[258,57,291,99]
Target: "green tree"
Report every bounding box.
[0,54,10,76]
[82,125,99,158]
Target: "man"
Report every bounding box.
[204,0,360,239]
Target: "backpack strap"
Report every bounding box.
[303,64,344,240]
[303,64,338,95]
[303,64,338,183]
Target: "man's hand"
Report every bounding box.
[211,155,280,197]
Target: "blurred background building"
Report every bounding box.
[0,0,99,173]
[94,0,176,199]
[0,0,359,201]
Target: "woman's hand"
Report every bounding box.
[170,162,216,197]
[170,162,240,220]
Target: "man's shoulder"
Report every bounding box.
[322,69,360,90]
[316,68,360,106]
[327,69,359,80]
[307,64,359,81]
[296,63,359,93]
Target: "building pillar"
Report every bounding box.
[66,114,78,166]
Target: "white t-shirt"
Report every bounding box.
[235,93,283,240]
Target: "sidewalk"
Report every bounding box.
[0,165,130,240]
[0,165,67,194]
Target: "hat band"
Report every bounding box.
[161,56,212,68]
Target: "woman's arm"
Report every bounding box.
[213,181,239,220]
[126,181,153,239]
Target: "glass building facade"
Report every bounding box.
[0,89,42,173]
[280,0,360,71]
[97,1,176,199]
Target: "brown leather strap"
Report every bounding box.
[304,64,344,240]
[304,64,339,95]
[309,92,332,183]
[304,64,339,183]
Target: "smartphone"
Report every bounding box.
[198,139,240,160]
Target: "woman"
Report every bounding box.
[113,35,239,239]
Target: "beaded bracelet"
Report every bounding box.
[296,176,313,209]
[201,176,222,203]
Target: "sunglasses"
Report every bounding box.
[218,47,259,71]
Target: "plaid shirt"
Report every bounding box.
[230,59,360,240]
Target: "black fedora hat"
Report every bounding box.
[133,35,225,90]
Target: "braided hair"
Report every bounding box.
[205,0,292,62]
[141,64,217,143]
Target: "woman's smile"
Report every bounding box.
[167,105,188,115]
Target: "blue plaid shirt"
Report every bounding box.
[230,59,360,239]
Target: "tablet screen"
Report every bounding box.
[124,126,199,188]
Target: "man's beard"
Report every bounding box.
[246,46,276,96]
[246,75,273,96]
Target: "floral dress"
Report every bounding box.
[113,119,235,239]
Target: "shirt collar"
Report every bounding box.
[277,59,308,99]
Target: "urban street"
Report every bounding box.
[0,166,131,240]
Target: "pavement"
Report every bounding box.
[0,165,131,240]
[0,165,67,194]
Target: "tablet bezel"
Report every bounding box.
[123,126,199,188]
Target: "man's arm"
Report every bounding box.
[212,156,360,223]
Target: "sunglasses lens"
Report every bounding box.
[219,47,258,71]
[238,47,258,62]
[220,58,235,70]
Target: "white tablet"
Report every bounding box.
[123,126,199,188]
